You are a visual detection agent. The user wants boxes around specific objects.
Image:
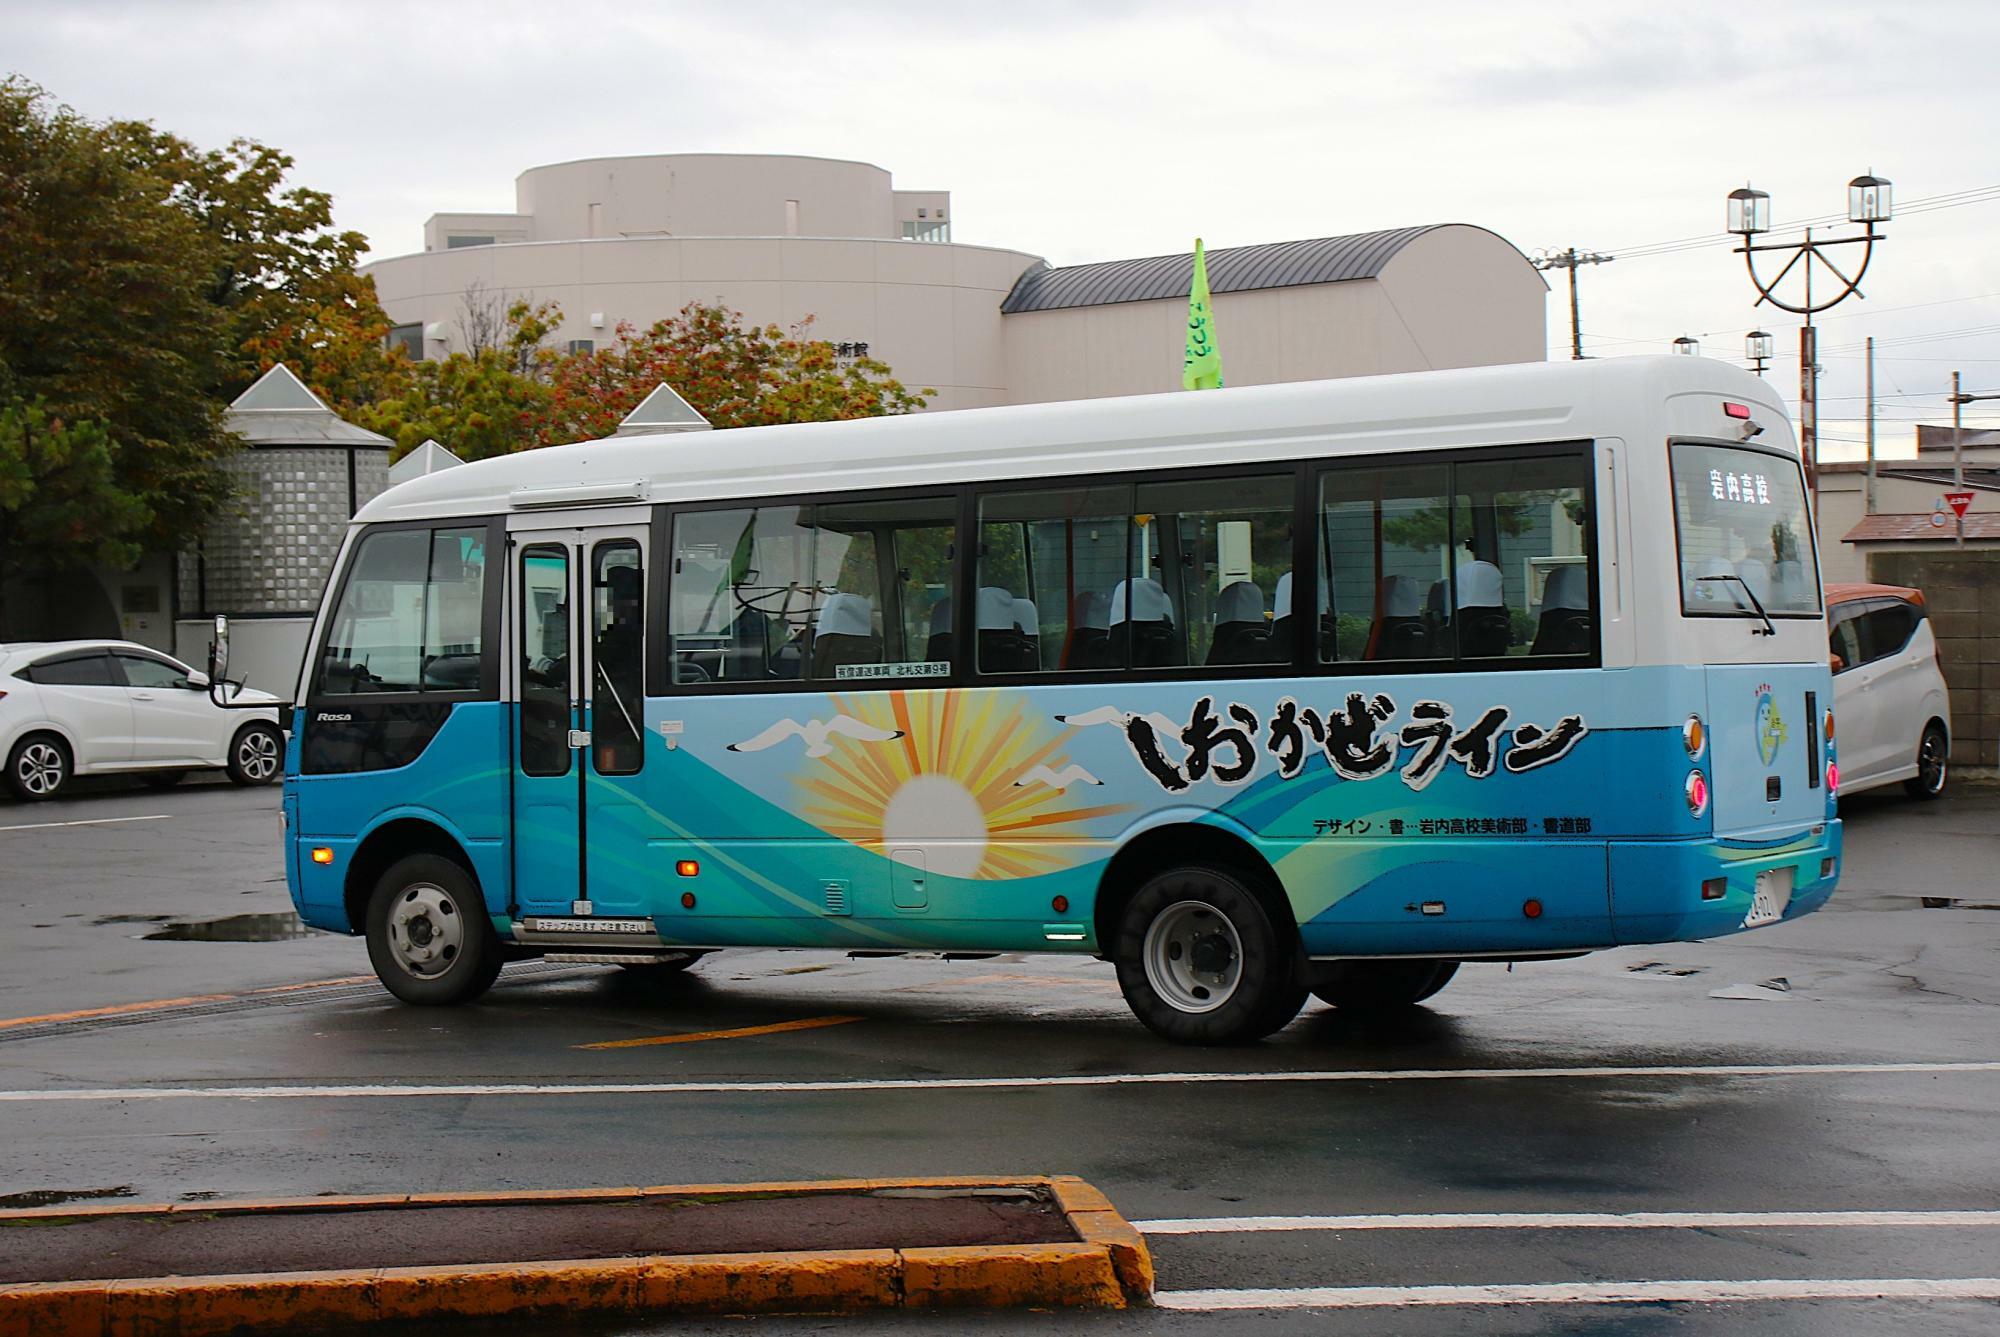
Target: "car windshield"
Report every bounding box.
[1669,441,1820,616]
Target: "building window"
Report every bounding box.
[566,339,595,356]
[387,323,423,360]
[901,219,950,243]
[445,234,496,249]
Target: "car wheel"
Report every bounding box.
[5,734,70,802]
[141,770,187,790]
[1310,959,1460,1013]
[1114,864,1306,1045]
[227,723,282,786]
[1903,723,1948,800]
[365,853,504,1005]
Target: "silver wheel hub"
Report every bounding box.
[1921,731,1947,792]
[1143,899,1243,1014]
[238,730,279,781]
[16,742,63,795]
[387,883,464,978]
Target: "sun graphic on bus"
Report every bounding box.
[795,690,1131,879]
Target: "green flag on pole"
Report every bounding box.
[1182,237,1223,390]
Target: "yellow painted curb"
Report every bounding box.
[0,1174,1154,1332]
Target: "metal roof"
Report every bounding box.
[1000,226,1444,314]
[1843,512,2000,543]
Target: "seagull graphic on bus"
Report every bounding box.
[1013,763,1105,790]
[726,713,906,759]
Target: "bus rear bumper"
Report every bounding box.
[1609,820,1841,945]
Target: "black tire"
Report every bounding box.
[1310,959,1460,1013]
[365,853,503,1005]
[226,722,283,786]
[1903,723,1949,800]
[5,733,70,802]
[1113,864,1306,1045]
[141,770,187,790]
[619,952,709,974]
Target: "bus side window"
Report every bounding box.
[315,525,490,696]
[1316,465,1452,664]
[975,483,1132,674]
[1133,474,1291,667]
[668,506,814,684]
[1453,454,1592,661]
[809,496,956,683]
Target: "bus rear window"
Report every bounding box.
[1669,442,1819,616]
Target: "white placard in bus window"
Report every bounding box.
[835,660,951,680]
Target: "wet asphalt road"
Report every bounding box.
[1,777,1998,1333]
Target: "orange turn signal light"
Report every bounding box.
[310,847,334,865]
[676,859,699,877]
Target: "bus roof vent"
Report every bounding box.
[508,479,651,509]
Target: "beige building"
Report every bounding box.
[362,153,1548,413]
[1816,425,2000,583]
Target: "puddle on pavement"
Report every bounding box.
[0,1186,134,1210]
[143,912,324,943]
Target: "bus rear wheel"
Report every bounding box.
[365,854,503,1005]
[1309,959,1459,1013]
[1114,865,1305,1045]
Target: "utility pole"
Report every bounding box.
[1532,248,1614,359]
[1864,336,1876,514]
[1945,373,2000,547]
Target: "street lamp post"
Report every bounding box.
[1745,330,1774,377]
[1726,174,1893,495]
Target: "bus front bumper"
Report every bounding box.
[1610,820,1841,945]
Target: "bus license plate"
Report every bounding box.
[1744,868,1795,927]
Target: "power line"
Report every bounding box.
[1604,183,2000,263]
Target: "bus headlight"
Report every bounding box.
[1683,714,1707,760]
[1685,769,1709,817]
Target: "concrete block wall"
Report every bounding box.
[1866,551,2000,769]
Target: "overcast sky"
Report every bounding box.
[10,0,2000,456]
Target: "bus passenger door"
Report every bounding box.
[511,533,583,915]
[580,529,655,919]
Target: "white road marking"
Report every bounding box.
[1,1060,1997,1104]
[0,813,170,834]
[1156,1277,2000,1310]
[1137,1209,2000,1234]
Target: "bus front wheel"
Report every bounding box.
[1114,865,1306,1045]
[1309,959,1459,1013]
[365,854,504,1005]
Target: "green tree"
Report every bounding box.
[101,118,391,404]
[0,399,152,632]
[239,270,413,416]
[0,78,234,550]
[357,298,561,460]
[536,302,933,445]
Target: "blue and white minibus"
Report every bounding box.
[277,356,1840,1044]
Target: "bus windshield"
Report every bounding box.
[1669,441,1819,616]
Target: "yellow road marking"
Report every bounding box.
[578,1014,863,1050]
[0,976,377,1032]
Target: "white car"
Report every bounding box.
[1826,584,1953,800]
[0,640,283,801]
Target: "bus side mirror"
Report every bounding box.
[207,615,236,707]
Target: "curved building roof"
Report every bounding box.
[1001,225,1453,314]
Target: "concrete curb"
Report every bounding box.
[0,1174,1152,1332]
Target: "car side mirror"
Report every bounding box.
[181,670,210,691]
